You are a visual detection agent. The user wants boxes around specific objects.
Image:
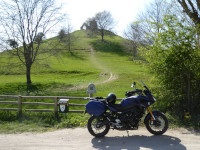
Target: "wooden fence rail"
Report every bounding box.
[0,95,90,114]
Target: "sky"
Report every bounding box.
[60,0,153,36]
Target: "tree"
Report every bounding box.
[34,32,46,44]
[65,24,73,52]
[58,29,67,42]
[7,39,18,49]
[137,0,172,37]
[145,15,200,118]
[94,11,115,42]
[58,24,74,52]
[123,23,144,59]
[177,0,200,26]
[177,0,200,45]
[0,0,65,84]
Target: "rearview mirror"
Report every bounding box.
[131,82,136,87]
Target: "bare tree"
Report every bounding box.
[58,24,74,52]
[0,0,65,84]
[124,23,142,58]
[137,0,171,35]
[124,23,150,59]
[95,10,115,42]
[177,0,200,45]
[65,24,73,52]
[177,0,200,26]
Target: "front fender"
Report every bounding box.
[144,111,165,124]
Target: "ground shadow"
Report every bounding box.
[92,135,186,150]
[90,40,127,56]
[69,51,86,60]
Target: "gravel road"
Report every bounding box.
[0,127,199,150]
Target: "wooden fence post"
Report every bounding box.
[18,95,22,117]
[89,93,93,98]
[54,97,58,118]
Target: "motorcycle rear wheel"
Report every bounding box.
[87,115,110,137]
[145,111,168,135]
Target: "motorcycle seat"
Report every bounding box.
[110,104,122,111]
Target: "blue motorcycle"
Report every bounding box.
[85,81,168,137]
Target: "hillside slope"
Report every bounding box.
[0,30,152,97]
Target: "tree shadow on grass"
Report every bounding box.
[90,40,127,56]
[92,135,186,150]
[69,51,86,60]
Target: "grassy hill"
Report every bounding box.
[0,30,156,133]
[0,30,153,97]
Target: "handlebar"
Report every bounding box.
[125,89,142,97]
[125,81,151,97]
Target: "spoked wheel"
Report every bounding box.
[145,111,168,135]
[87,115,110,137]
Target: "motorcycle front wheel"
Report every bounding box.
[87,115,110,137]
[145,111,168,135]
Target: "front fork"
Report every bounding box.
[147,107,156,121]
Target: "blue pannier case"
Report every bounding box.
[85,100,105,116]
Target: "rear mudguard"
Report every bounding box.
[144,111,165,124]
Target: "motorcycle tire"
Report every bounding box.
[87,115,110,137]
[145,111,168,135]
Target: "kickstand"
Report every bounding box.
[126,130,129,136]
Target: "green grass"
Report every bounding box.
[0,30,159,133]
[0,111,91,133]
